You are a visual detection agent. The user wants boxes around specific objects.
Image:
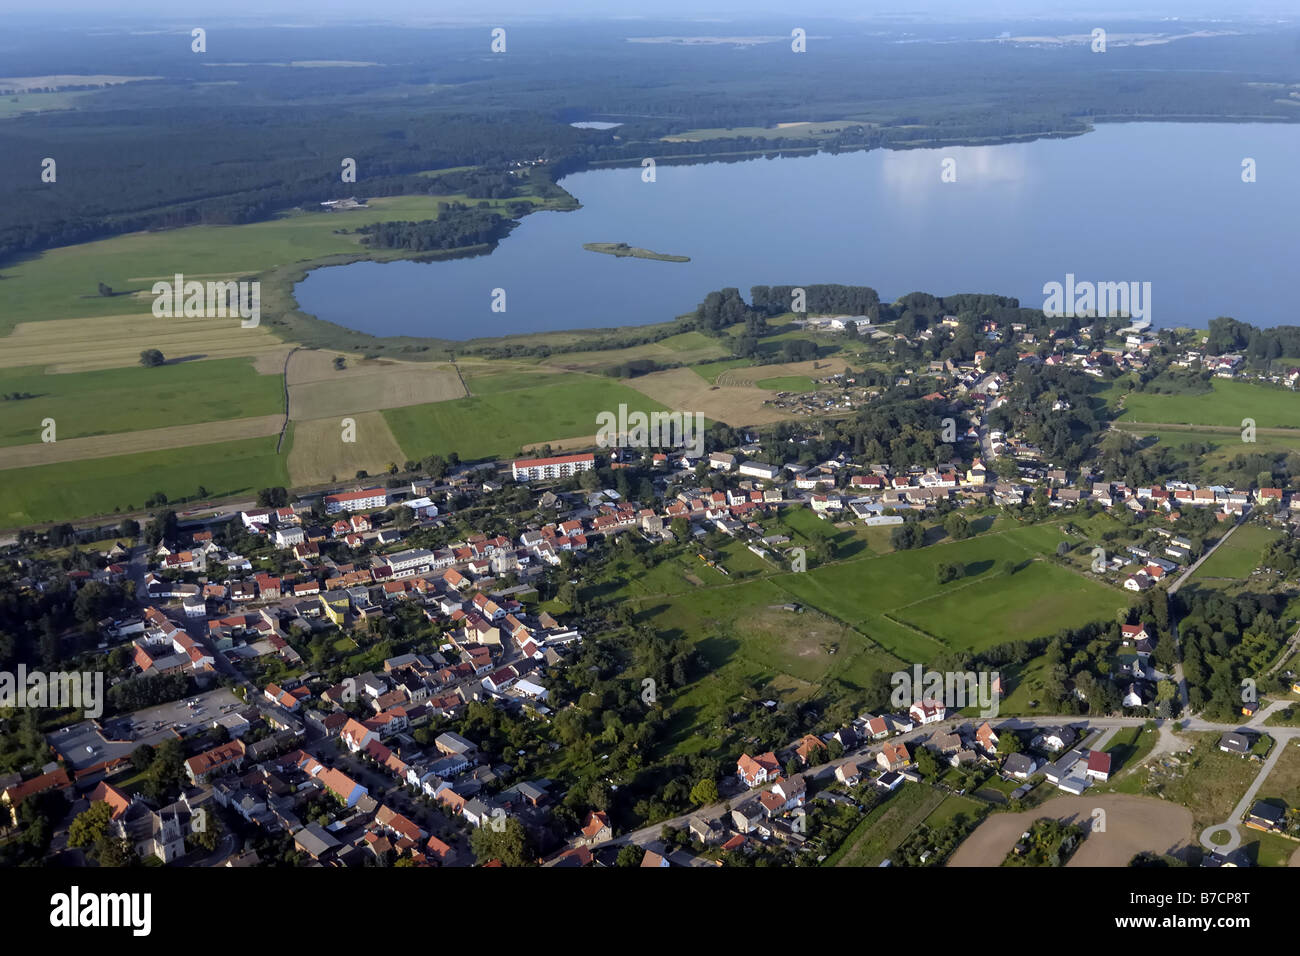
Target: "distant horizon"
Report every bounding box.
[0,0,1295,25]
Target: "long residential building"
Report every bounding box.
[512,453,595,482]
[324,488,389,514]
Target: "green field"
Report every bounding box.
[756,375,817,392]
[1188,522,1279,582]
[772,524,1123,658]
[1116,379,1300,430]
[383,375,668,461]
[0,431,292,526]
[0,358,283,447]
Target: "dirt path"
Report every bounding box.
[947,794,1195,867]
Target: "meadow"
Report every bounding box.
[1115,379,1300,430]
[0,432,292,526]
[0,358,284,448]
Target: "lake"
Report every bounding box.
[294,122,1300,340]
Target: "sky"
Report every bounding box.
[0,0,1294,21]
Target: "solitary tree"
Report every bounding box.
[139,349,165,367]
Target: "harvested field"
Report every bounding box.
[947,794,1195,867]
[289,365,465,420]
[623,367,790,427]
[0,415,283,469]
[287,413,407,486]
[0,314,287,373]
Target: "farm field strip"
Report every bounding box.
[0,414,283,469]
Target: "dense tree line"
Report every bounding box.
[357,208,515,252]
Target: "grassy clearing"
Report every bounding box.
[0,432,291,526]
[0,358,283,447]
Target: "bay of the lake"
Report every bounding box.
[294,122,1300,339]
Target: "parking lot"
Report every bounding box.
[106,687,245,742]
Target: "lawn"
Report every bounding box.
[383,375,667,462]
[0,358,284,447]
[0,432,292,526]
[1188,522,1280,582]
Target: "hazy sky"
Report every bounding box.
[1,0,1294,21]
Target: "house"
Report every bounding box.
[295,821,342,861]
[1242,700,1259,718]
[908,699,946,725]
[1084,750,1112,781]
[975,721,999,754]
[877,741,911,772]
[729,802,769,837]
[771,774,807,810]
[794,734,827,766]
[689,816,725,845]
[185,740,246,784]
[1219,732,1253,755]
[736,751,780,788]
[580,810,612,845]
[1,767,74,824]
[1245,801,1285,832]
[1120,623,1149,643]
[1002,753,1039,780]
[834,761,865,787]
[876,770,904,791]
[435,731,478,758]
[1037,726,1077,752]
